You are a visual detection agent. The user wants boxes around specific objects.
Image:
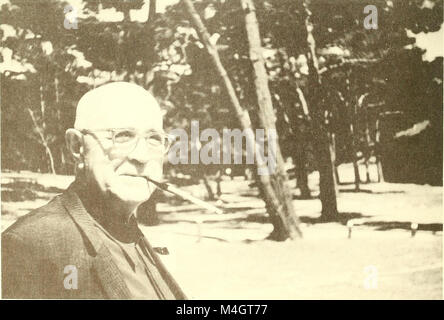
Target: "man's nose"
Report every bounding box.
[127,137,151,164]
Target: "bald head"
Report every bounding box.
[67,81,165,208]
[75,82,163,131]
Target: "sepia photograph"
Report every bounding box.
[0,0,442,301]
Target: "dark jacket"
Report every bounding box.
[1,185,186,299]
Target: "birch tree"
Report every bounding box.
[183,0,302,240]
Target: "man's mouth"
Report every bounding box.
[119,174,146,180]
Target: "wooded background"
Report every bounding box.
[1,0,442,240]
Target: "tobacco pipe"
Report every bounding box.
[131,175,224,215]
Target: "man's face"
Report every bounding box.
[80,100,165,207]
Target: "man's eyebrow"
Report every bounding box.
[144,128,166,134]
[82,127,133,131]
[85,128,166,134]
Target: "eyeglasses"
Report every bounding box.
[81,128,172,157]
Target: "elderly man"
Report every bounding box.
[2,82,186,299]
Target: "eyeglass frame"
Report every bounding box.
[80,128,173,157]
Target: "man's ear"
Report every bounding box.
[65,128,84,161]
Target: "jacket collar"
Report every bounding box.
[60,182,187,300]
[60,183,132,299]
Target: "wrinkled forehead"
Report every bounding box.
[74,82,163,131]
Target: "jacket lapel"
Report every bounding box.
[60,184,131,299]
[141,236,187,300]
[92,245,132,299]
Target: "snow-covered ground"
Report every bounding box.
[1,163,442,299]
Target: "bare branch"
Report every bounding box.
[27,108,56,174]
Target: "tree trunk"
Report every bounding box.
[202,174,215,201]
[183,0,302,240]
[60,146,66,174]
[331,132,341,184]
[241,0,301,239]
[334,165,340,185]
[216,170,222,198]
[364,105,372,183]
[302,0,338,219]
[54,76,60,103]
[294,144,311,199]
[314,127,338,220]
[352,155,360,190]
[375,118,385,182]
[274,78,311,200]
[293,121,311,199]
[329,132,340,191]
[364,160,370,183]
[350,118,361,191]
[149,0,157,21]
[345,79,360,191]
[293,87,311,198]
